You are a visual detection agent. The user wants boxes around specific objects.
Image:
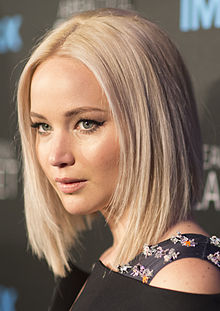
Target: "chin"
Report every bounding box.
[60,196,99,216]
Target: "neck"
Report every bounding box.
[99,211,128,267]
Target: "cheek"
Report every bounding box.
[35,139,50,177]
[80,133,119,177]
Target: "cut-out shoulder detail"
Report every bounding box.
[117,233,220,293]
[150,257,220,294]
[70,259,220,311]
[68,233,220,310]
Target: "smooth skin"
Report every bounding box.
[30,56,220,298]
[30,56,119,216]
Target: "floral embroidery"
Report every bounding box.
[163,248,180,263]
[210,236,220,248]
[154,246,169,259]
[170,232,196,247]
[117,264,132,274]
[117,232,220,286]
[207,251,220,268]
[131,263,153,284]
[142,275,148,284]
[143,244,158,257]
[143,243,180,263]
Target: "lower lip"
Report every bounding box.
[56,181,87,194]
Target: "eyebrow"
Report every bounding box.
[30,107,107,120]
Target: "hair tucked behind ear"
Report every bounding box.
[17,8,203,276]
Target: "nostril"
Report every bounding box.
[49,151,75,167]
[59,163,68,168]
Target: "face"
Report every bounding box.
[30,56,119,215]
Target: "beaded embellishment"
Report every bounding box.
[118,264,132,274]
[207,252,220,268]
[207,236,220,267]
[143,244,180,263]
[131,264,153,284]
[170,232,197,247]
[118,232,193,284]
[210,236,220,247]
[117,232,220,285]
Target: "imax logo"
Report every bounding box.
[180,0,220,31]
[0,15,23,53]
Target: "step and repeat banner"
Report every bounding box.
[0,0,219,310]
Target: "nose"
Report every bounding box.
[49,134,75,168]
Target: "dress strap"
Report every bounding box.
[117,233,220,285]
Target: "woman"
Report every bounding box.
[17,8,220,310]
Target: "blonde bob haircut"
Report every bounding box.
[17,8,203,276]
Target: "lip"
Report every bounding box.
[55,178,87,194]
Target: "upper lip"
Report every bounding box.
[55,178,87,183]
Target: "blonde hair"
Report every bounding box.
[17,8,203,276]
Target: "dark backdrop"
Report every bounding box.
[0,0,219,310]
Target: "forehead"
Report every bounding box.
[30,56,108,113]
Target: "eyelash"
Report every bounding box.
[30,119,105,135]
[76,119,105,134]
[31,122,51,135]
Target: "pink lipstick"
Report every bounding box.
[55,178,87,194]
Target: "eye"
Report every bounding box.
[31,122,52,134]
[76,119,104,133]
[79,120,96,129]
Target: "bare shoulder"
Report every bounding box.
[150,257,220,294]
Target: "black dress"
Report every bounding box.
[49,233,220,311]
